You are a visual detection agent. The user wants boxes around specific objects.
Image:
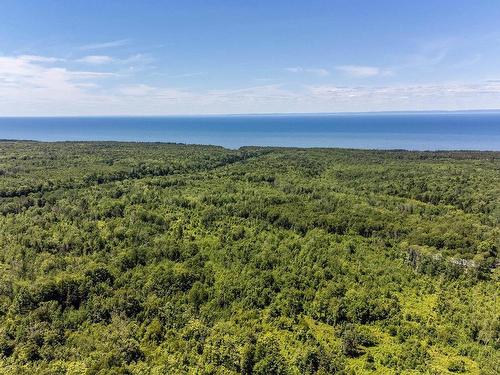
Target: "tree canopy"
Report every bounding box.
[0,141,498,374]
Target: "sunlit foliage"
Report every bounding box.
[0,141,498,374]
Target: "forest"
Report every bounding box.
[0,141,498,374]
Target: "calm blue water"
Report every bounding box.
[0,113,500,150]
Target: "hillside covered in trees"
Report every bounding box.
[0,141,498,374]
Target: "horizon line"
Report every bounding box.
[2,109,500,118]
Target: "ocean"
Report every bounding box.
[1,112,500,150]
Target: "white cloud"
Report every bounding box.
[74,54,154,71]
[77,55,114,64]
[306,82,500,110]
[286,67,330,76]
[117,84,190,100]
[336,65,392,78]
[0,55,114,114]
[79,39,130,50]
[164,72,205,79]
[205,85,300,103]
[404,39,452,68]
[17,55,64,63]
[1,53,499,115]
[119,54,155,71]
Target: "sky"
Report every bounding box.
[1,0,500,115]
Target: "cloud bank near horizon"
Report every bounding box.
[1,50,499,115]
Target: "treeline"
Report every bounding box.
[0,142,498,374]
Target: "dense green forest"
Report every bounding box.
[0,141,498,374]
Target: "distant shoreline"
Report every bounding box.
[1,139,499,154]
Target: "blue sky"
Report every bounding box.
[1,0,500,115]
